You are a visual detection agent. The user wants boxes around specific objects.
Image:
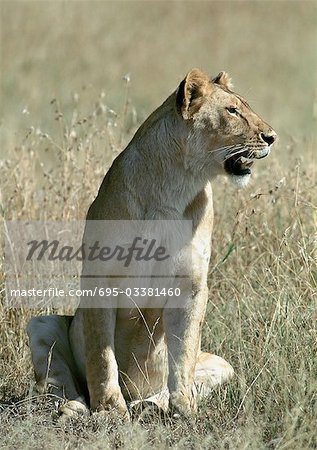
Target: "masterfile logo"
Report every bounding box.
[4,220,192,309]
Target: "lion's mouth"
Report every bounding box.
[224,148,270,176]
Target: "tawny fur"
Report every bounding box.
[27,69,276,419]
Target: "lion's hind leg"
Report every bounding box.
[167,353,233,417]
[129,352,233,419]
[27,315,88,417]
[194,352,234,399]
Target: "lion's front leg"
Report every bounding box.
[163,284,208,417]
[83,307,129,419]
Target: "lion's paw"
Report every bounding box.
[93,392,130,421]
[169,391,197,419]
[58,400,89,420]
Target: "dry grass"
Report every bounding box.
[0,1,316,449]
[1,80,316,450]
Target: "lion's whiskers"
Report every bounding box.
[208,144,236,155]
[223,146,248,162]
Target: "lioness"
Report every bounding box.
[27,69,276,419]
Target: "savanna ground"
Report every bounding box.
[0,1,316,449]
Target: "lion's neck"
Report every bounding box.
[126,101,215,216]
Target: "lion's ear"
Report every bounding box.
[176,69,211,119]
[212,71,233,90]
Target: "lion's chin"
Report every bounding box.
[229,172,251,188]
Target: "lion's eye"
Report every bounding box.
[226,107,239,116]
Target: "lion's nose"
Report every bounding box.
[260,132,277,146]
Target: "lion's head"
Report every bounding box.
[176,69,277,187]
